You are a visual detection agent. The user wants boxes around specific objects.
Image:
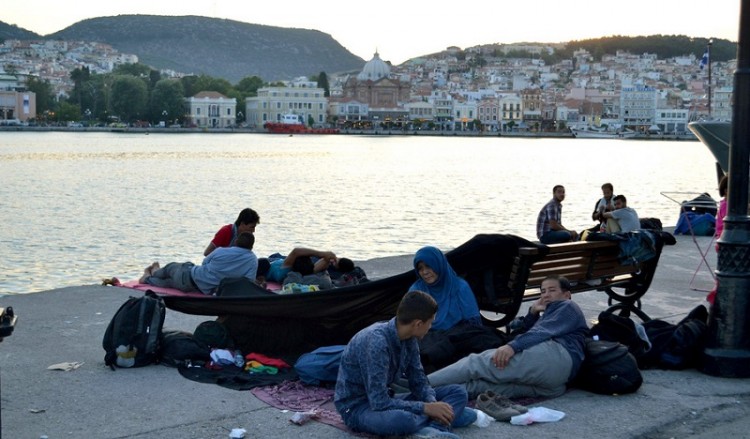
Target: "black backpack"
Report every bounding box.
[103,290,166,370]
[159,330,211,367]
[574,338,643,395]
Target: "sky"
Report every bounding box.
[4,0,741,65]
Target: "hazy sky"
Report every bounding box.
[4,0,741,64]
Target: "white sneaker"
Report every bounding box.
[414,426,460,439]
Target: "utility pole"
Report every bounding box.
[702,0,750,377]
[708,39,713,117]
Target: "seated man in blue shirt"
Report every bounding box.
[334,290,476,438]
[428,275,588,400]
[139,232,258,295]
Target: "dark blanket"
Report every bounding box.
[177,364,298,391]
[163,234,536,357]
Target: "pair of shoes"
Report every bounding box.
[475,393,521,422]
[414,426,459,439]
[101,277,121,286]
[484,390,528,414]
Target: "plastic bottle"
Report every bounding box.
[234,350,245,368]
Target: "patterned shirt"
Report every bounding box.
[508,300,588,379]
[536,198,562,239]
[334,318,436,418]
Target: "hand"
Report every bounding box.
[492,345,516,370]
[569,230,578,240]
[529,298,547,315]
[423,402,454,426]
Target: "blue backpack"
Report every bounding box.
[294,345,346,386]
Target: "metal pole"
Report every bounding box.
[708,40,713,117]
[702,0,750,377]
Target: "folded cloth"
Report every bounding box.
[245,353,291,369]
[210,349,236,366]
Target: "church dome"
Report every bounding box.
[357,51,390,81]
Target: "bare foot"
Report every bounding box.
[139,265,153,284]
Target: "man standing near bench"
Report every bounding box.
[537,185,578,244]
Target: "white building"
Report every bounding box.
[620,86,657,130]
[655,109,690,134]
[184,91,236,128]
[245,83,328,129]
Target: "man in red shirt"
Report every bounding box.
[204,208,260,256]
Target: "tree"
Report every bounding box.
[69,66,91,108]
[25,76,53,114]
[236,76,264,96]
[110,75,148,122]
[56,101,80,123]
[316,71,330,97]
[112,63,152,78]
[307,114,314,127]
[149,79,185,124]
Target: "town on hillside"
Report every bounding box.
[0,38,733,135]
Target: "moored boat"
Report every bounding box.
[263,113,339,134]
[571,127,637,139]
[688,120,731,172]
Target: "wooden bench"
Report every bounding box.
[478,232,675,328]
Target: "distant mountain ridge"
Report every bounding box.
[0,16,737,83]
[1,15,364,83]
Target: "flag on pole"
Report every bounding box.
[699,51,709,69]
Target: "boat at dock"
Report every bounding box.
[571,127,637,139]
[688,120,731,172]
[263,113,339,134]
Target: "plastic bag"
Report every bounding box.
[473,408,494,428]
[510,407,565,425]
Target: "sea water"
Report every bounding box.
[0,131,717,295]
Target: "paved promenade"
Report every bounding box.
[1,233,749,438]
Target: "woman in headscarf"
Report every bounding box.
[411,246,481,330]
[411,246,505,373]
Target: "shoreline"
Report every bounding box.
[0,125,699,141]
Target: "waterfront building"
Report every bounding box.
[245,80,328,129]
[499,93,522,131]
[521,88,542,131]
[184,91,236,128]
[341,51,409,119]
[452,100,478,131]
[654,109,690,134]
[620,85,657,131]
[712,86,733,121]
[328,98,369,127]
[0,89,36,123]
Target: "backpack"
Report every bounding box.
[574,338,643,395]
[159,330,211,367]
[103,290,166,369]
[589,311,651,359]
[294,345,346,386]
[193,320,233,350]
[640,305,708,370]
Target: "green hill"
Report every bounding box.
[46,15,365,82]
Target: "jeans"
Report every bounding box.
[541,230,573,244]
[343,384,474,436]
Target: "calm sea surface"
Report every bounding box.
[0,131,717,295]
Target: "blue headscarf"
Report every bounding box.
[410,246,481,331]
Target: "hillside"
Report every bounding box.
[46,15,365,82]
[0,22,40,41]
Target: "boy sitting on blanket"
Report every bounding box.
[334,290,476,438]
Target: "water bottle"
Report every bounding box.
[234,350,245,368]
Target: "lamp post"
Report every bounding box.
[162,110,168,127]
[708,39,713,118]
[84,109,91,126]
[702,0,750,377]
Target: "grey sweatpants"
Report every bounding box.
[145,262,200,293]
[427,340,572,399]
